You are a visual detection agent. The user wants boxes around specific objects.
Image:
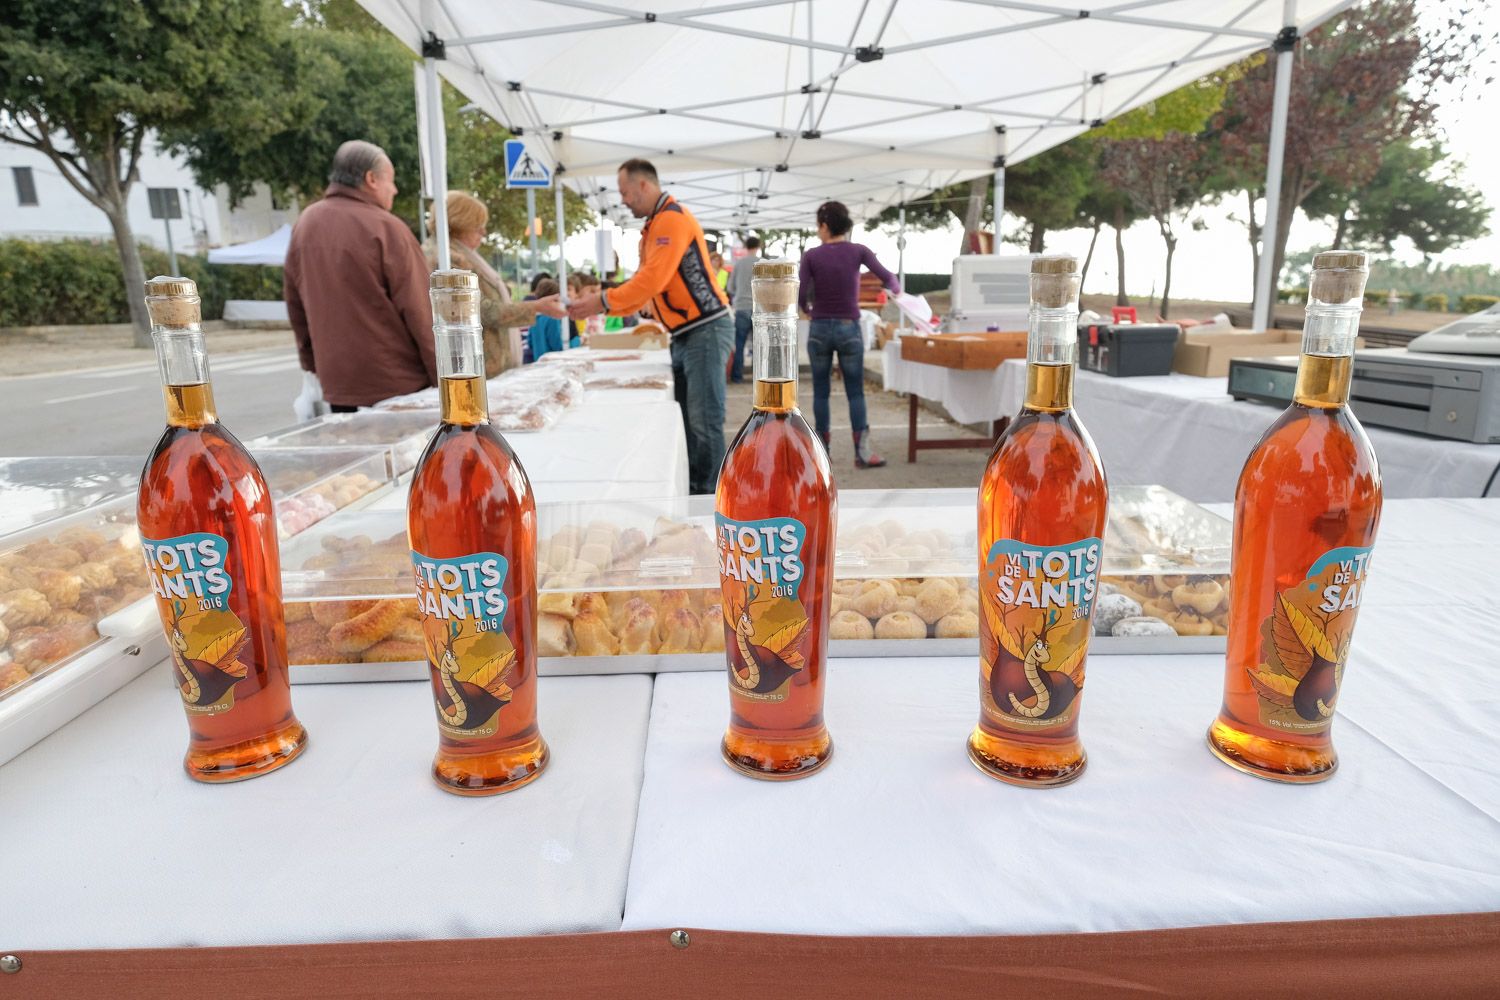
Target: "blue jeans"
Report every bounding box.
[807,318,867,438]
[730,309,752,381]
[671,313,735,494]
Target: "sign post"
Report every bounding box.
[507,139,551,284]
[148,188,183,277]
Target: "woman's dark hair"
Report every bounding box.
[530,271,553,291]
[816,201,853,238]
[533,278,560,297]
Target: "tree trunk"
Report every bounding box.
[960,176,988,254]
[1332,209,1348,252]
[1113,203,1129,306]
[1268,169,1301,304]
[1028,224,1045,254]
[105,202,152,348]
[1161,234,1177,320]
[1246,188,1260,294]
[1079,220,1101,294]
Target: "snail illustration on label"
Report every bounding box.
[722,582,809,701]
[426,618,516,738]
[986,605,1087,724]
[1244,547,1369,733]
[143,533,250,716]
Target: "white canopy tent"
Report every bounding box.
[205,224,293,266]
[361,0,1354,324]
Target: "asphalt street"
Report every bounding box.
[0,347,306,458]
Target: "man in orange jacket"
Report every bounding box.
[569,158,733,494]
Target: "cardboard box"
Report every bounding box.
[900,331,1027,370]
[1174,330,1366,377]
[590,326,668,350]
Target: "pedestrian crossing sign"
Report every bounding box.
[505,140,551,189]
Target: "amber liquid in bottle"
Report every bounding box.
[970,260,1107,787]
[716,263,836,780]
[137,280,307,782]
[1208,274,1382,782]
[408,272,547,796]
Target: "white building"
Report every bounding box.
[0,133,297,254]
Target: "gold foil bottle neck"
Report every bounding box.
[430,269,481,325]
[752,257,798,311]
[144,276,201,326]
[1309,250,1369,305]
[1030,255,1079,309]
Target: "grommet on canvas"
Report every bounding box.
[669,929,690,949]
[1,955,21,974]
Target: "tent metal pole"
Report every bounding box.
[527,188,539,277]
[555,182,570,312]
[1252,1,1297,333]
[993,127,1007,251]
[423,55,450,270]
[898,195,908,330]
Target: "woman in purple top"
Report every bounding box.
[798,201,899,468]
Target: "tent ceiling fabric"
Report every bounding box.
[358,0,1351,230]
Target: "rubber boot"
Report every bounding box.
[853,428,886,469]
[817,429,832,456]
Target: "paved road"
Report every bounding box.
[0,347,306,458]
[0,342,992,489]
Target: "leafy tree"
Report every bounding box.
[165,26,425,225]
[1212,0,1493,293]
[0,0,309,346]
[1301,139,1489,256]
[1002,143,1095,253]
[1098,133,1210,317]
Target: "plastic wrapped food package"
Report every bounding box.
[0,496,147,697]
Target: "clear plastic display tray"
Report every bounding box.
[277,486,1231,681]
[253,446,394,537]
[0,456,142,536]
[246,411,439,476]
[0,495,151,703]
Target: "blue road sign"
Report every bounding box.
[505,139,551,189]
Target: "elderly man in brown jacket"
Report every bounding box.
[284,140,435,410]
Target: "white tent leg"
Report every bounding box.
[897,202,908,330]
[555,183,570,348]
[1252,1,1297,332]
[992,166,1006,249]
[423,55,450,271]
[527,188,539,277]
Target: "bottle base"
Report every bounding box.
[966,730,1085,788]
[184,719,309,784]
[721,730,832,781]
[1206,719,1337,784]
[432,736,551,797]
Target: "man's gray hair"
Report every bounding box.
[329,140,390,188]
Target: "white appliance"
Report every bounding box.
[942,254,1032,332]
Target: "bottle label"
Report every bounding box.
[411,550,517,740]
[979,537,1101,731]
[142,532,248,716]
[715,515,811,704]
[1249,546,1372,734]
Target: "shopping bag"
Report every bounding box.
[292,370,326,421]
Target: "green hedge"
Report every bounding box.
[1459,294,1500,314]
[902,272,950,295]
[0,238,284,327]
[1278,287,1308,303]
[1422,293,1448,313]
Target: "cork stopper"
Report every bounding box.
[144,276,201,327]
[430,269,481,325]
[1029,255,1079,309]
[752,257,798,311]
[1309,250,1369,305]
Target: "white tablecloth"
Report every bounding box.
[882,340,1010,425]
[3,499,1498,948]
[368,397,688,508]
[0,668,654,949]
[994,361,1500,502]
